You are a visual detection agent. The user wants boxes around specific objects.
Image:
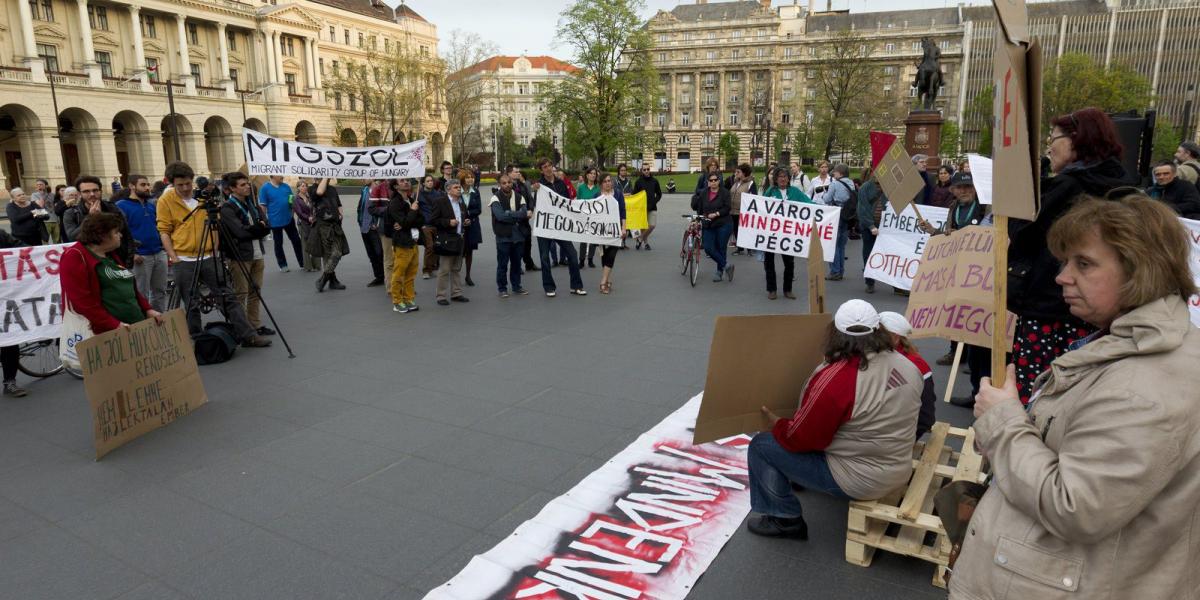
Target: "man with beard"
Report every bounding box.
[116,174,169,311]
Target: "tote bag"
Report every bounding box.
[59,305,94,371]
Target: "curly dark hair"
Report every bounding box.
[76,212,125,246]
[822,322,895,370]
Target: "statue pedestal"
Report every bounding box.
[905,110,944,168]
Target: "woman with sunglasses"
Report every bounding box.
[691,171,734,282]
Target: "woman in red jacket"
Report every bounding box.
[60,212,162,333]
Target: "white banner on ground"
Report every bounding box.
[241,128,426,179]
[425,394,751,600]
[735,193,841,258]
[864,204,949,290]
[966,154,993,205]
[532,187,623,246]
[0,243,68,346]
[1182,217,1200,327]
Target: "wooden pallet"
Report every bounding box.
[844,422,988,588]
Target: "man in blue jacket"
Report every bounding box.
[116,174,168,311]
[258,176,304,272]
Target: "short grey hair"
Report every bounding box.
[446,178,461,189]
[9,187,24,197]
[911,154,928,164]
[832,164,851,177]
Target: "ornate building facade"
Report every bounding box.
[630,0,1200,170]
[0,0,449,190]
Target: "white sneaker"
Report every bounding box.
[546,291,557,297]
[279,266,290,273]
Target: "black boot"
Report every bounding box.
[328,275,346,290]
[315,273,329,293]
[747,514,809,539]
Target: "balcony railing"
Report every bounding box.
[0,66,33,83]
[197,85,227,98]
[102,77,141,91]
[289,94,313,105]
[49,71,91,86]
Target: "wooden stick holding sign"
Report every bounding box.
[943,342,965,403]
[807,224,826,314]
[991,218,1010,386]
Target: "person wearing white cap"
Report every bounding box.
[746,299,924,539]
[879,311,936,439]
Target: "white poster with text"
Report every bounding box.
[864,204,949,290]
[242,129,426,179]
[533,187,623,246]
[0,243,68,346]
[735,194,840,258]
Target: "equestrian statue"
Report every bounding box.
[914,37,943,111]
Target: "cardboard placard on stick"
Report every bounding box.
[80,310,208,459]
[875,141,925,214]
[990,1,1042,221]
[904,226,1017,349]
[693,314,832,445]
[807,225,826,314]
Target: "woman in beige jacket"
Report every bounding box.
[951,194,1200,600]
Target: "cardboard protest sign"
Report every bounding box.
[0,243,68,346]
[905,226,1017,349]
[624,190,649,230]
[533,187,623,246]
[1182,217,1200,327]
[864,204,949,290]
[990,0,1042,220]
[875,142,925,214]
[79,310,208,459]
[735,194,840,259]
[242,129,426,179]
[694,314,832,445]
[807,225,826,314]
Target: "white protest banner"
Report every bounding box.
[864,204,949,290]
[735,193,840,258]
[532,187,623,246]
[967,154,994,205]
[1182,217,1200,327]
[426,394,750,600]
[0,243,68,346]
[241,128,426,179]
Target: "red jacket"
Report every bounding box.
[772,357,860,452]
[59,242,151,333]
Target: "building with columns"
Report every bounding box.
[628,0,1200,171]
[0,0,449,191]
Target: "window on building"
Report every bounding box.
[806,68,815,79]
[808,47,816,56]
[349,94,357,111]
[190,63,201,83]
[909,85,919,98]
[145,57,159,80]
[708,31,716,40]
[334,92,342,110]
[754,71,766,81]
[729,72,741,82]
[358,33,364,48]
[680,134,689,145]
[681,111,691,126]
[519,116,529,128]
[884,66,895,76]
[318,58,323,76]
[703,133,712,146]
[682,53,691,64]
[141,14,156,38]
[680,92,691,104]
[658,33,667,43]
[781,112,791,124]
[330,26,336,41]
[683,32,693,41]
[885,43,895,52]
[658,52,667,62]
[941,40,950,50]
[518,83,528,94]
[782,90,794,101]
[230,68,239,88]
[634,114,643,126]
[732,49,741,59]
[912,41,922,51]
[757,47,767,58]
[227,30,237,51]
[420,45,429,56]
[657,113,666,126]
[704,75,715,86]
[87,5,109,30]
[784,47,793,58]
[344,29,350,45]
[729,93,739,103]
[30,0,53,21]
[731,30,742,39]
[807,88,816,99]
[331,60,338,75]
[36,44,58,72]
[285,37,295,56]
[729,111,739,126]
[781,70,794,80]
[706,51,715,60]
[703,112,713,126]
[680,74,691,83]
[95,51,112,77]
[384,38,390,52]
[187,23,198,45]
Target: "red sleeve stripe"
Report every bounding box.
[786,361,847,437]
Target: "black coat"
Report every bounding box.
[218,195,269,261]
[691,186,732,229]
[633,175,663,211]
[430,194,470,238]
[1154,179,1200,219]
[386,192,424,248]
[1008,158,1129,320]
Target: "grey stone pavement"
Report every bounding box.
[0,193,972,600]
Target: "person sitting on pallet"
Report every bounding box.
[879,311,936,440]
[748,299,924,539]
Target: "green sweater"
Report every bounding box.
[764,185,813,203]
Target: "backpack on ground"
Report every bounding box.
[193,322,238,365]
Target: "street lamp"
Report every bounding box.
[240,83,281,125]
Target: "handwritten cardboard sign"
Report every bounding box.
[694,314,832,445]
[79,309,208,459]
[904,226,1016,349]
[864,204,949,290]
[991,0,1042,220]
[875,142,926,214]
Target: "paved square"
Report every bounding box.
[0,194,974,599]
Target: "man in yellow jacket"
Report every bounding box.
[156,161,271,348]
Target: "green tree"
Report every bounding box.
[540,0,659,169]
[719,132,741,169]
[528,134,561,166]
[773,123,791,163]
[1152,116,1186,164]
[967,84,994,156]
[495,119,526,168]
[940,120,962,163]
[1042,53,1150,133]
[792,119,817,162]
[809,30,887,160]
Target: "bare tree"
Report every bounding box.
[325,41,441,146]
[442,29,500,165]
[809,30,888,160]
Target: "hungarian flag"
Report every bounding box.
[870,131,898,170]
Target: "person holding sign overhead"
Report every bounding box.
[760,167,813,300]
[1007,108,1128,402]
[531,158,586,297]
[952,195,1200,600]
[691,172,735,283]
[746,300,923,539]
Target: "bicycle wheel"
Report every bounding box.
[680,234,691,275]
[18,339,65,378]
[63,363,84,380]
[688,241,699,287]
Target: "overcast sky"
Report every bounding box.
[392,0,994,59]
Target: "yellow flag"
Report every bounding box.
[625,190,649,230]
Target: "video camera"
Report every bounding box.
[193,176,223,211]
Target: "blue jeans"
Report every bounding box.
[537,238,582,292]
[701,222,733,273]
[272,221,304,269]
[748,432,850,518]
[860,229,877,284]
[496,240,524,292]
[831,222,850,276]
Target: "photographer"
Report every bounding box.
[155,161,270,348]
[219,173,274,336]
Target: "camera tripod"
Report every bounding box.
[167,195,296,358]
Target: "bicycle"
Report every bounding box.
[17,338,83,379]
[679,214,708,287]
